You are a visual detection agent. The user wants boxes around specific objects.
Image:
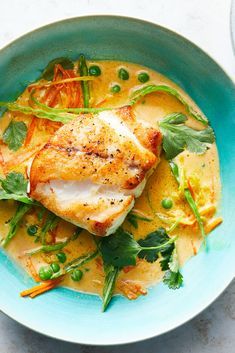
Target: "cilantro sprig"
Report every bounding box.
[0,172,34,204]
[3,120,27,151]
[159,113,215,160]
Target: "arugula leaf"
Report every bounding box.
[0,172,34,204]
[102,264,119,312]
[163,270,183,289]
[100,227,176,268]
[138,227,174,263]
[3,120,27,151]
[40,57,74,81]
[159,113,215,160]
[127,212,152,229]
[1,203,32,247]
[130,84,208,125]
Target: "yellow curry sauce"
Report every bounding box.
[0,61,221,300]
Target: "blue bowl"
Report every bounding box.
[0,16,235,345]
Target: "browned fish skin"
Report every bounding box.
[30,106,161,236]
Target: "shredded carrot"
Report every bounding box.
[199,204,216,216]
[24,116,37,146]
[205,217,223,234]
[20,278,62,298]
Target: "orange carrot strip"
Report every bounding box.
[20,278,62,297]
[205,217,223,234]
[29,281,61,298]
[24,117,37,146]
[187,178,195,200]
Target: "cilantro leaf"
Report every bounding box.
[40,57,74,80]
[3,120,27,151]
[0,172,33,204]
[100,227,176,268]
[100,228,140,267]
[138,227,174,263]
[159,113,215,160]
[163,270,183,289]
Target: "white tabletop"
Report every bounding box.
[0,1,234,352]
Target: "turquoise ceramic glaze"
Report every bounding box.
[0,16,235,345]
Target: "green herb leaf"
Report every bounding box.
[159,113,215,160]
[3,120,27,151]
[163,270,183,289]
[100,228,140,268]
[0,172,34,204]
[102,263,119,312]
[100,227,176,268]
[1,203,32,247]
[40,57,74,81]
[138,227,174,263]
[130,84,208,125]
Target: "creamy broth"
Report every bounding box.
[0,60,221,300]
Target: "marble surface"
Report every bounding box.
[0,0,234,352]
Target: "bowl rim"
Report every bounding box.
[0,15,234,346]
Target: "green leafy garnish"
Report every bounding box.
[159,113,215,160]
[130,84,208,125]
[102,264,119,312]
[1,203,32,247]
[138,227,174,263]
[3,120,27,151]
[100,227,176,268]
[163,270,183,289]
[40,57,74,81]
[0,172,34,204]
[169,161,206,245]
[127,212,152,229]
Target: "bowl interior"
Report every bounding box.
[0,16,235,345]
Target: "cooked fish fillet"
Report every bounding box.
[30,106,162,236]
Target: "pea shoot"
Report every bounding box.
[110,84,121,94]
[71,269,83,282]
[89,65,101,76]
[56,252,67,264]
[38,266,53,281]
[118,68,129,80]
[161,198,173,209]
[27,224,38,236]
[138,72,149,83]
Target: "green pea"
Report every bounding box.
[89,65,101,76]
[161,198,173,209]
[138,72,150,83]
[39,266,53,281]
[56,252,67,264]
[118,68,129,80]
[110,84,121,93]
[50,262,60,273]
[71,269,83,282]
[27,225,38,236]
